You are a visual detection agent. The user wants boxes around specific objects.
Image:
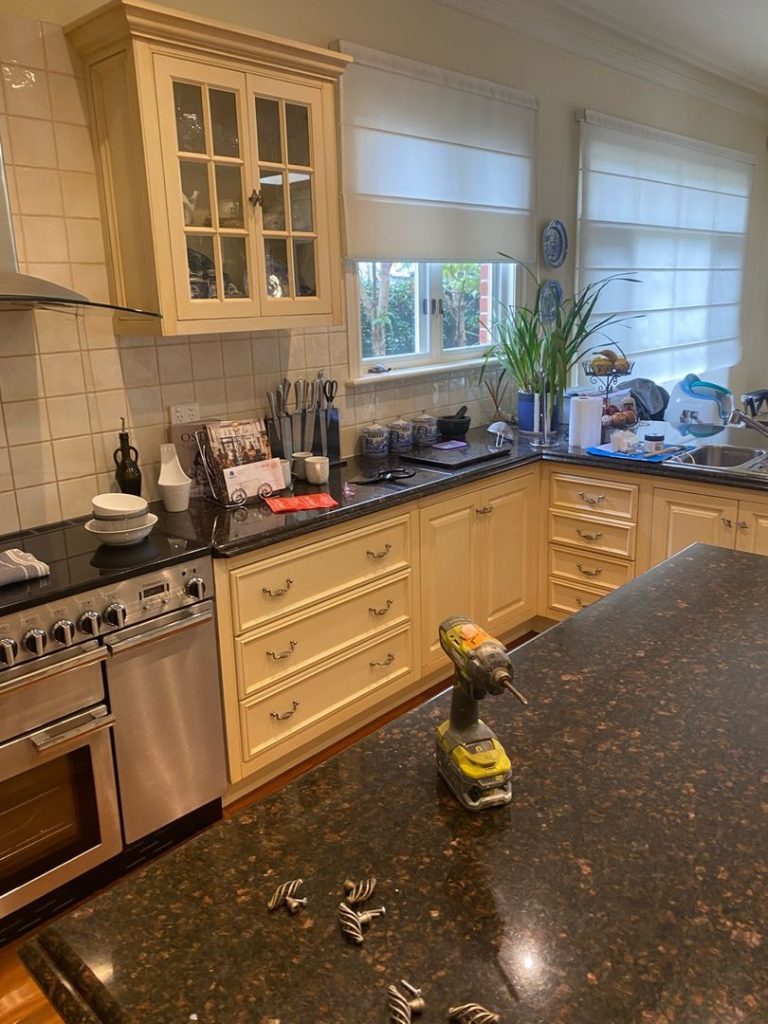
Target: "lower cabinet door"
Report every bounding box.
[649,488,737,565]
[239,626,412,763]
[734,499,768,555]
[476,470,538,634]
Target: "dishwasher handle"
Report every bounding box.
[105,602,214,655]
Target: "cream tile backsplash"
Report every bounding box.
[0,14,499,534]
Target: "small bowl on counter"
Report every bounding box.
[437,412,471,440]
[85,513,158,546]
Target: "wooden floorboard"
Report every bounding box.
[0,630,537,1019]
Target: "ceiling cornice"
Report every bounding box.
[432,0,768,121]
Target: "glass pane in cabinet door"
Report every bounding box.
[180,161,211,227]
[285,104,310,166]
[174,82,206,153]
[186,235,217,299]
[221,238,249,298]
[289,173,313,231]
[255,98,281,163]
[215,165,244,228]
[209,89,240,157]
[294,240,316,297]
[264,238,289,298]
[260,170,286,231]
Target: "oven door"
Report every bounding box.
[0,649,123,919]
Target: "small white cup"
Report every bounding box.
[305,456,330,485]
[279,459,292,489]
[291,451,312,480]
[159,479,191,513]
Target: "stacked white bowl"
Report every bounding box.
[85,494,158,546]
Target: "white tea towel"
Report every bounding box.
[0,548,50,587]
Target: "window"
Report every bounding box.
[337,42,536,377]
[356,261,516,369]
[577,110,755,385]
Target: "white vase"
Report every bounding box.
[157,443,192,512]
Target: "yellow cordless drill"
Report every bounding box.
[435,616,528,812]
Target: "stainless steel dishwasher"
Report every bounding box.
[105,597,227,845]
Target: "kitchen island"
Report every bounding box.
[20,543,767,1022]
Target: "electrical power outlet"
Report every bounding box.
[170,403,200,424]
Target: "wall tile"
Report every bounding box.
[251,333,280,375]
[34,310,80,353]
[0,311,36,356]
[40,351,85,396]
[60,170,100,218]
[2,65,51,119]
[88,349,124,391]
[88,390,127,433]
[10,440,54,488]
[49,73,87,125]
[15,166,62,217]
[54,123,95,173]
[58,475,97,519]
[161,382,195,408]
[47,394,90,438]
[194,379,226,418]
[221,337,252,376]
[4,398,48,445]
[26,262,72,289]
[0,491,19,534]
[0,15,44,69]
[8,114,56,167]
[192,341,223,380]
[65,218,105,263]
[16,481,60,528]
[52,435,95,480]
[42,23,80,77]
[21,215,68,263]
[120,346,158,388]
[0,447,13,491]
[70,263,109,302]
[304,332,329,369]
[0,354,43,402]
[224,375,255,413]
[125,385,162,426]
[157,344,192,384]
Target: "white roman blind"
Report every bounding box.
[338,42,538,263]
[577,110,755,382]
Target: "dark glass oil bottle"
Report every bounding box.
[113,418,142,495]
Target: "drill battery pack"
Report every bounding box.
[435,719,512,812]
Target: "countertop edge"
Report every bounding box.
[18,939,103,1024]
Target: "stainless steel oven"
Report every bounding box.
[0,643,122,918]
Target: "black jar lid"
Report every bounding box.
[644,432,665,441]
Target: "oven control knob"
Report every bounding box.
[0,638,18,667]
[79,610,102,635]
[104,602,127,628]
[185,576,206,600]
[23,628,48,656]
[51,619,76,647]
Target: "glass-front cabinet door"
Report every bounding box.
[155,55,259,322]
[247,74,331,318]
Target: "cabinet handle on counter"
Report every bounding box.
[270,699,300,721]
[476,505,493,515]
[577,564,603,577]
[266,640,297,661]
[369,600,393,617]
[577,490,605,506]
[263,578,294,597]
[370,653,395,667]
[721,518,733,528]
[367,543,392,560]
[576,529,603,541]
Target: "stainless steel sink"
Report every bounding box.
[668,444,766,471]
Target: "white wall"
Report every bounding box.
[0,0,766,531]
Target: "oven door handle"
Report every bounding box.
[105,603,214,655]
[29,706,116,753]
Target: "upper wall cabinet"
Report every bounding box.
[67,1,351,335]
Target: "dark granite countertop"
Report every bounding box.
[21,543,768,1023]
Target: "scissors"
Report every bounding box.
[323,379,338,407]
[352,468,417,485]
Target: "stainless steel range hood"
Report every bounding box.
[0,143,160,319]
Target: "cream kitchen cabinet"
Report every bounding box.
[418,468,539,671]
[68,1,350,335]
[650,485,768,563]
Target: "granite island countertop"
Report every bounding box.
[21,543,768,1023]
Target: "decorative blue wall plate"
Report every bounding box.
[538,278,563,322]
[542,219,568,268]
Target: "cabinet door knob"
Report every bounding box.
[266,640,297,660]
[476,505,493,515]
[721,518,733,528]
[369,600,393,617]
[577,490,605,505]
[248,189,263,207]
[262,578,294,597]
[367,543,392,559]
[370,652,395,667]
[577,564,603,577]
[576,529,603,541]
[270,699,300,721]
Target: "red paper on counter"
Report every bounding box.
[264,493,339,513]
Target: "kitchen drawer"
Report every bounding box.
[550,472,638,521]
[230,515,411,633]
[548,509,636,560]
[548,544,633,591]
[548,578,608,616]
[235,572,412,696]
[239,626,412,762]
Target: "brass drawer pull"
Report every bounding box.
[577,490,605,506]
[262,578,294,597]
[736,520,748,530]
[577,564,603,577]
[266,640,297,660]
[476,505,493,515]
[575,596,597,608]
[576,529,603,541]
[369,653,395,667]
[367,543,392,559]
[721,518,733,528]
[270,699,300,721]
[369,600,393,617]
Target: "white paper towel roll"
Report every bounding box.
[568,397,585,447]
[581,396,604,448]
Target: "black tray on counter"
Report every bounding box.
[399,442,512,469]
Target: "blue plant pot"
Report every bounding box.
[518,391,560,433]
